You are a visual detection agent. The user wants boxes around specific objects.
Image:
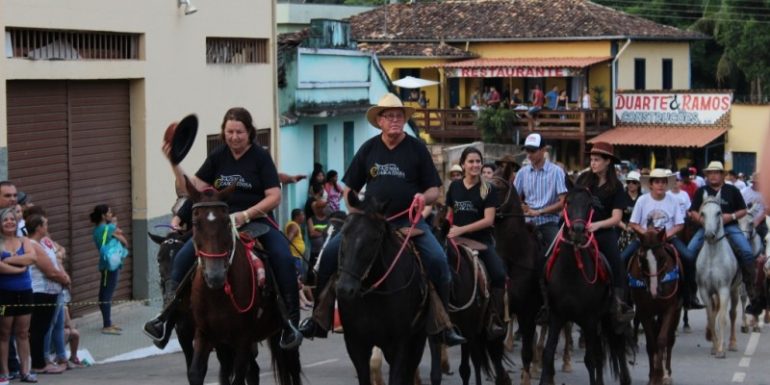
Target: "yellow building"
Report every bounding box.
[349,0,705,166]
[0,0,276,306]
[726,104,770,174]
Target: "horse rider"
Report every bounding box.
[621,168,702,309]
[574,142,635,331]
[299,93,466,346]
[741,172,768,243]
[513,133,568,255]
[144,107,303,350]
[445,146,507,339]
[686,161,765,317]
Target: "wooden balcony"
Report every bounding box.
[412,108,612,141]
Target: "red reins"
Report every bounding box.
[547,204,605,285]
[369,196,425,289]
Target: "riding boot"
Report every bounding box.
[741,262,764,317]
[436,282,466,346]
[486,288,507,340]
[685,263,704,310]
[298,276,333,339]
[611,287,635,335]
[275,277,303,350]
[143,280,180,349]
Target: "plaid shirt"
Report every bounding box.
[513,160,567,226]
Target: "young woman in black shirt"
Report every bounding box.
[445,146,506,338]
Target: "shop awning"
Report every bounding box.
[588,126,727,148]
[433,56,612,78]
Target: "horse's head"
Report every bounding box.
[700,194,723,242]
[488,169,523,221]
[336,197,389,300]
[563,186,595,244]
[149,230,187,292]
[432,204,450,242]
[635,227,669,297]
[186,177,237,289]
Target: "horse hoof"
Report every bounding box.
[729,343,738,352]
[705,329,713,341]
[682,325,691,334]
[715,351,726,359]
[663,377,673,385]
[741,325,749,334]
[562,363,572,373]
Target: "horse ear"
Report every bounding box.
[148,232,165,245]
[346,189,362,210]
[218,182,237,201]
[185,176,201,202]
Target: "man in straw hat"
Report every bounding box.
[299,93,466,346]
[686,161,764,316]
[621,169,702,308]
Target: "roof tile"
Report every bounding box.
[588,127,726,147]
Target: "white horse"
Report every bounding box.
[696,194,741,358]
[738,206,764,333]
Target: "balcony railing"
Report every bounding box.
[412,108,612,140]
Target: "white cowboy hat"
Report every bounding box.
[448,164,463,176]
[626,170,641,182]
[366,93,416,128]
[703,161,725,172]
[641,168,676,191]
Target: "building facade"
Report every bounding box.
[0,0,276,309]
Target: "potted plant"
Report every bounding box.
[475,108,517,143]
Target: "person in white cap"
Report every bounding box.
[621,169,701,308]
[299,93,465,346]
[687,161,763,316]
[514,133,567,254]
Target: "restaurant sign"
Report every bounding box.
[445,67,577,78]
[615,92,732,125]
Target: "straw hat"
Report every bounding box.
[448,164,463,177]
[586,142,620,164]
[366,93,416,128]
[703,161,725,173]
[640,169,676,191]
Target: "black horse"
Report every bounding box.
[488,171,541,385]
[335,199,429,385]
[433,209,512,385]
[539,187,631,385]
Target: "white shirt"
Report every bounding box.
[581,94,591,109]
[630,193,684,231]
[694,175,706,188]
[734,180,747,190]
[666,190,691,220]
[741,186,765,217]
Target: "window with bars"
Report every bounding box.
[206,37,269,64]
[5,28,140,60]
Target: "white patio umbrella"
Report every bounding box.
[392,76,439,89]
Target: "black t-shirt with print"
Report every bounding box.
[196,144,280,214]
[446,179,499,241]
[689,183,746,214]
[586,183,626,224]
[343,135,441,217]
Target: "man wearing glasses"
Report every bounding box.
[514,133,567,256]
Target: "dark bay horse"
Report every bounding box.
[433,209,511,385]
[628,227,682,385]
[186,183,301,385]
[488,171,541,385]
[540,187,631,385]
[335,199,429,385]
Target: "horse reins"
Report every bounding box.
[191,200,258,313]
[547,203,603,285]
[628,242,680,299]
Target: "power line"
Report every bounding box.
[595,0,770,13]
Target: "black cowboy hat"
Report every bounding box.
[168,114,198,165]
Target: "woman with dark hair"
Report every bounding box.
[323,170,343,212]
[481,163,496,180]
[0,207,37,384]
[575,142,634,333]
[145,107,303,350]
[27,213,70,375]
[445,146,506,338]
[89,204,127,335]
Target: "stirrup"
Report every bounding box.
[442,325,466,347]
[279,323,303,350]
[143,317,169,344]
[298,317,328,339]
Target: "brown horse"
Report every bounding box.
[186,182,300,385]
[628,228,683,385]
[488,169,542,385]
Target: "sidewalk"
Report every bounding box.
[73,300,182,364]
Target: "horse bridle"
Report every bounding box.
[490,176,515,219]
[191,201,237,265]
[561,188,596,249]
[700,199,728,244]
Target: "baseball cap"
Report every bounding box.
[523,133,543,150]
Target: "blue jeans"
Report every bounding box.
[44,294,66,362]
[99,270,120,328]
[170,219,298,310]
[536,222,560,258]
[317,217,451,290]
[621,236,691,265]
[687,223,754,265]
[477,242,506,289]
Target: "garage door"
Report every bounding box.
[7,80,132,314]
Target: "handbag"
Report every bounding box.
[100,226,128,271]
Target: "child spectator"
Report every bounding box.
[284,209,306,274]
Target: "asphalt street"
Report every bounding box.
[47,309,770,385]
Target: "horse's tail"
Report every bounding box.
[482,338,515,380]
[268,333,303,385]
[601,316,635,380]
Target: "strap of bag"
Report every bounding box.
[101,226,109,247]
